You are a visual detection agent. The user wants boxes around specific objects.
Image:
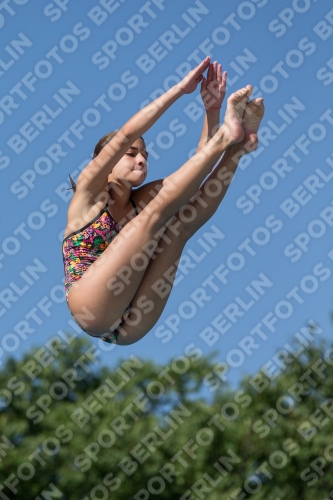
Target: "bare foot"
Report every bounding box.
[241,98,265,153]
[218,85,253,146]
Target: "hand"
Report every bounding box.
[200,61,227,110]
[179,57,211,94]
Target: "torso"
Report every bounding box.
[62,180,163,296]
[64,190,140,240]
[63,178,163,239]
[62,206,121,296]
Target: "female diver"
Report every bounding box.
[62,57,265,345]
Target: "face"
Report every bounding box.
[108,138,148,187]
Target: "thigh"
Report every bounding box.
[67,208,166,335]
[115,217,190,345]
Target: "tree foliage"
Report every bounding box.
[1,335,333,500]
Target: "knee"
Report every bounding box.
[176,200,210,239]
[139,204,171,232]
[166,214,193,242]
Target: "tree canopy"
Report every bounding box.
[1,333,333,500]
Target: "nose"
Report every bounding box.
[137,154,146,167]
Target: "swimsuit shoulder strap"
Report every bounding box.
[105,195,138,218]
[129,196,139,216]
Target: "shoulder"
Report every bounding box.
[64,187,109,238]
[131,179,165,209]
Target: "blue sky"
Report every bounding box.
[1,0,333,386]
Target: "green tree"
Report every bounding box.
[0,336,333,500]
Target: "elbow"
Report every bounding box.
[120,124,137,144]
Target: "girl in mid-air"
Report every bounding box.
[62,57,264,345]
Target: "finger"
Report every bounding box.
[222,71,227,88]
[206,63,210,82]
[217,64,222,83]
[200,77,207,92]
[214,61,217,81]
[210,62,215,82]
[194,56,210,76]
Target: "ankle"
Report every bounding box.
[223,144,245,165]
[242,136,259,154]
[212,124,232,149]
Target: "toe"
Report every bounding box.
[230,87,250,103]
[253,97,264,107]
[245,85,253,97]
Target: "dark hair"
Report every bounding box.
[68,131,144,192]
[93,130,119,159]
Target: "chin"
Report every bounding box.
[132,179,145,188]
[131,172,146,185]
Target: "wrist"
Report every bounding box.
[205,107,221,115]
[175,83,186,97]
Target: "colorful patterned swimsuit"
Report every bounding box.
[62,198,138,344]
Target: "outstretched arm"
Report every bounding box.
[76,57,211,197]
[197,62,227,152]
